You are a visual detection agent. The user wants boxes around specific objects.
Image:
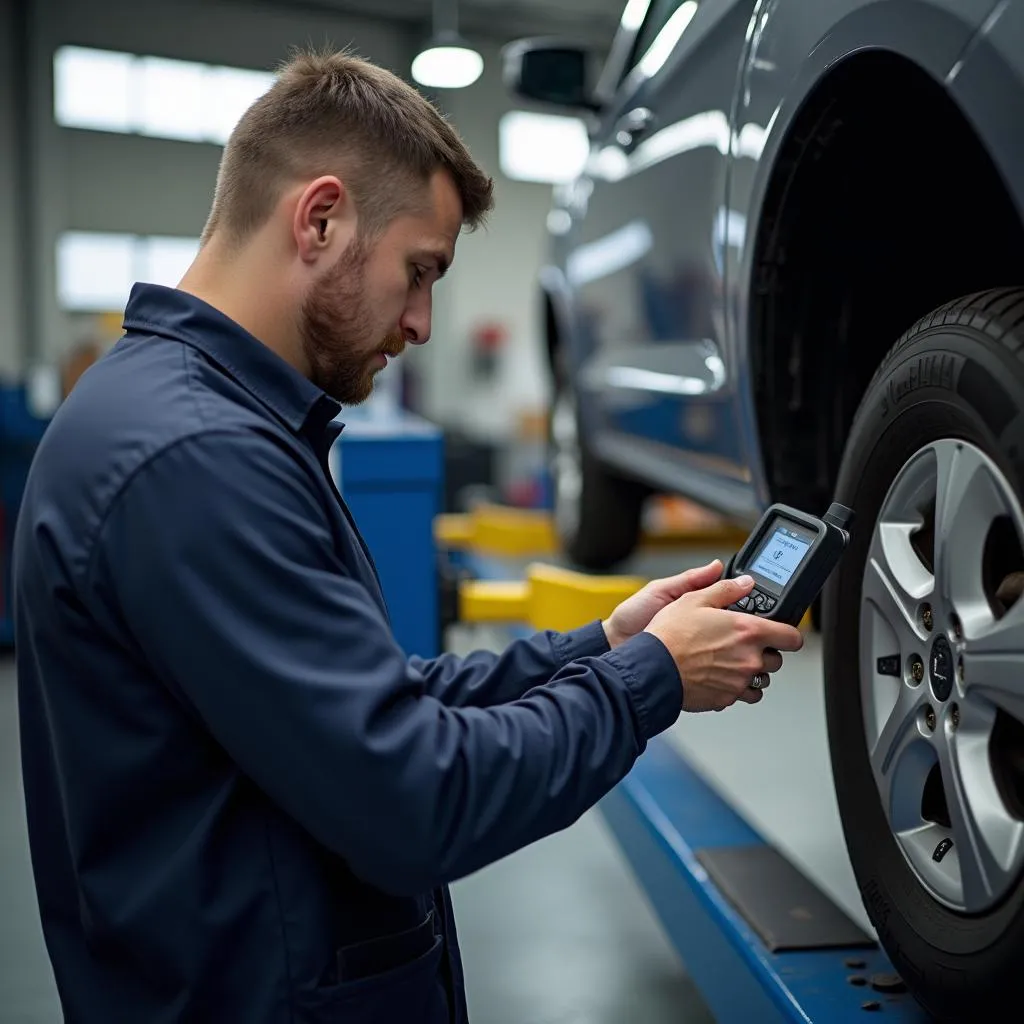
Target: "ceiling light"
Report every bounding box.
[412,39,483,89]
[412,0,482,89]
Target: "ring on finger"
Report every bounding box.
[749,672,771,690]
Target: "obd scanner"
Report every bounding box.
[723,502,855,627]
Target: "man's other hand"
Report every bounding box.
[602,560,726,649]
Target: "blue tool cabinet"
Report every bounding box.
[330,410,444,660]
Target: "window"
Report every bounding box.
[57,232,200,312]
[498,111,590,184]
[53,46,275,145]
[53,47,134,133]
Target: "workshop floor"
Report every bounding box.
[0,656,714,1024]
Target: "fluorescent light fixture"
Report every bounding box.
[57,231,200,312]
[54,46,133,133]
[499,110,589,184]
[53,46,275,144]
[620,0,653,31]
[638,0,698,78]
[411,44,483,88]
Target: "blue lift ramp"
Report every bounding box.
[599,739,935,1023]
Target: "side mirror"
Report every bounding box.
[502,38,600,112]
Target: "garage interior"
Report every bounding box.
[5,0,1020,1021]
[0,3,733,1020]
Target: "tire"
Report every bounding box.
[549,375,648,572]
[822,288,1024,1022]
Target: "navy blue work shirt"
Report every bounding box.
[13,282,683,1024]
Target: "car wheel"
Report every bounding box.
[549,378,648,571]
[823,288,1024,1021]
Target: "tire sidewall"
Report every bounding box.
[823,324,1024,999]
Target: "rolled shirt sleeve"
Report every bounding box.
[92,429,683,896]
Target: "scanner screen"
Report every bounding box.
[750,522,813,588]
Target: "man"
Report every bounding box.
[13,49,802,1023]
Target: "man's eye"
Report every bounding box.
[411,266,425,288]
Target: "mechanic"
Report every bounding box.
[12,49,804,1024]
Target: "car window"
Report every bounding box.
[626,0,696,76]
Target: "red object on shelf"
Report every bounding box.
[472,323,508,352]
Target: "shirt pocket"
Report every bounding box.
[296,910,444,1024]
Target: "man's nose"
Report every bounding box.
[400,301,432,346]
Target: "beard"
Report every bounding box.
[299,235,405,405]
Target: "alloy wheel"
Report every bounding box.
[860,438,1024,913]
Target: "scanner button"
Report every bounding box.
[762,596,777,611]
[753,592,767,610]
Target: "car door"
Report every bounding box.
[568,0,760,519]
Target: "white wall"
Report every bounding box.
[0,0,23,377]
[415,40,556,442]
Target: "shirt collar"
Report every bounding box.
[122,282,343,440]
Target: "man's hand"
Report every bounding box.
[602,560,727,649]
[644,574,804,713]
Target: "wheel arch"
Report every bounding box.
[742,24,1024,515]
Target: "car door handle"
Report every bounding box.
[614,107,655,148]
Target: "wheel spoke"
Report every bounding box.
[962,604,1024,725]
[862,540,928,647]
[937,706,1024,912]
[933,442,1007,613]
[869,682,928,823]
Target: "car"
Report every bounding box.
[503,1,1024,1020]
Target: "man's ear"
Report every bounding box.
[293,176,352,263]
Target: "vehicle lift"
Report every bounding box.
[434,504,934,1024]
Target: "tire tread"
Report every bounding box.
[853,288,1024,427]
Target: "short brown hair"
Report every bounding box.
[201,47,494,247]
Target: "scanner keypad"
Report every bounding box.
[733,588,777,614]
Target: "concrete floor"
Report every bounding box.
[0,654,714,1023]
